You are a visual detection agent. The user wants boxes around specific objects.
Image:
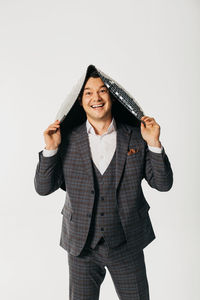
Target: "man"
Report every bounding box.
[34,67,173,300]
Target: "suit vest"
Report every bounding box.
[84,149,127,249]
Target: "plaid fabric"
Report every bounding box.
[34,120,173,257]
[68,237,150,300]
[84,150,127,250]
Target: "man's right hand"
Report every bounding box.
[43,120,61,150]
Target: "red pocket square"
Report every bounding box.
[127,148,139,155]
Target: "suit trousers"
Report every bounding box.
[67,237,150,300]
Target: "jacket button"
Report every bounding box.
[101,196,104,200]
[101,227,104,231]
[87,213,92,218]
[100,212,104,216]
[91,190,94,194]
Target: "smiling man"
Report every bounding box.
[80,77,113,135]
[34,68,173,300]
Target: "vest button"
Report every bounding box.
[101,227,104,231]
[91,190,94,194]
[87,213,92,217]
[101,196,104,200]
[100,212,104,216]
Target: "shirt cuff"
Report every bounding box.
[43,148,58,157]
[148,144,163,153]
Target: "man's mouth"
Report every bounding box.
[90,103,105,109]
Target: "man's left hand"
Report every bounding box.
[140,116,162,148]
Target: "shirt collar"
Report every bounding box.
[86,117,117,136]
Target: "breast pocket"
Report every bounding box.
[127,150,140,159]
[126,149,143,173]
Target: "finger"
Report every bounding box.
[146,120,158,126]
[144,117,154,122]
[144,116,155,120]
[54,121,60,125]
[142,117,151,124]
[48,129,59,134]
[145,120,155,124]
[144,120,156,125]
[49,124,60,129]
[141,116,150,120]
[48,126,60,131]
[44,126,59,133]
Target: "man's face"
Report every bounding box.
[81,77,113,122]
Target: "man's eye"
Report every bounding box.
[85,92,91,95]
[100,89,107,93]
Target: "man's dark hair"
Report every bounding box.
[87,70,99,78]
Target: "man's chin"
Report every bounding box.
[87,114,111,122]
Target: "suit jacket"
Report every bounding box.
[34,120,173,256]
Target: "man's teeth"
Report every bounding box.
[91,104,104,108]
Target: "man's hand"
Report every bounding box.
[140,116,162,148]
[43,120,61,150]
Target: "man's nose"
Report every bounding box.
[93,91,102,101]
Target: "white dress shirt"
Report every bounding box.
[42,118,163,175]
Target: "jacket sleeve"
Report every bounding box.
[34,149,64,196]
[143,142,173,191]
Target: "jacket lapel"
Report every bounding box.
[74,122,95,189]
[74,120,134,193]
[115,121,132,191]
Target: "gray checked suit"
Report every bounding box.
[34,119,173,300]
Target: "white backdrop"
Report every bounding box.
[0,0,199,299]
